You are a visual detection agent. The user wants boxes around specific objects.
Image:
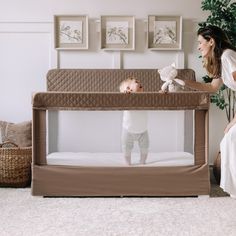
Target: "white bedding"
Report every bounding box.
[47,152,194,167]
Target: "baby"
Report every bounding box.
[119,77,149,165]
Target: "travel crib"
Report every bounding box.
[32,69,210,196]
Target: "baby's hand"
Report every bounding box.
[159,89,168,94]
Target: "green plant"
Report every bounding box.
[199,0,236,122]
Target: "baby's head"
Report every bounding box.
[119,77,143,93]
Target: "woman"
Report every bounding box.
[183,25,236,198]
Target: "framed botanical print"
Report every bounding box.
[100,15,135,50]
[54,15,88,50]
[148,15,182,50]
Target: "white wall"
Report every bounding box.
[0,0,227,163]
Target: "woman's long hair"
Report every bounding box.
[197,25,236,78]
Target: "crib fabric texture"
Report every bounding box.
[32,69,210,196]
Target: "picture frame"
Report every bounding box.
[54,15,88,50]
[100,15,135,50]
[148,15,182,50]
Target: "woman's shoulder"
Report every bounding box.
[222,49,236,59]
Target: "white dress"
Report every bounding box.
[220,49,236,196]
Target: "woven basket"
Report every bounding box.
[0,141,32,187]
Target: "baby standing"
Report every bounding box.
[119,77,149,165]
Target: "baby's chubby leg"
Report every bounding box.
[138,131,149,164]
[121,129,134,165]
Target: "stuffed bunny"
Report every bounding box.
[158,63,185,92]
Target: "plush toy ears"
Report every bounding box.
[171,62,176,68]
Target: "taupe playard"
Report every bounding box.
[32,69,210,196]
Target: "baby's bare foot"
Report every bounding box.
[125,155,131,165]
[140,154,147,165]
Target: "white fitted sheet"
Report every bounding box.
[47,152,194,167]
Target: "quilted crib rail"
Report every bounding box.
[32,91,210,110]
[46,69,196,92]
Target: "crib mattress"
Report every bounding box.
[47,152,194,166]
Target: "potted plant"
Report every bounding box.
[199,0,236,184]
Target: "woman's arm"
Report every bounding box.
[183,77,223,93]
[223,72,236,133]
[224,114,236,133]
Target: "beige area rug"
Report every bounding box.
[1,186,236,236]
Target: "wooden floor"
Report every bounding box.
[210,166,229,197]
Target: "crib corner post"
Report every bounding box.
[194,109,209,165]
[32,108,47,165]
